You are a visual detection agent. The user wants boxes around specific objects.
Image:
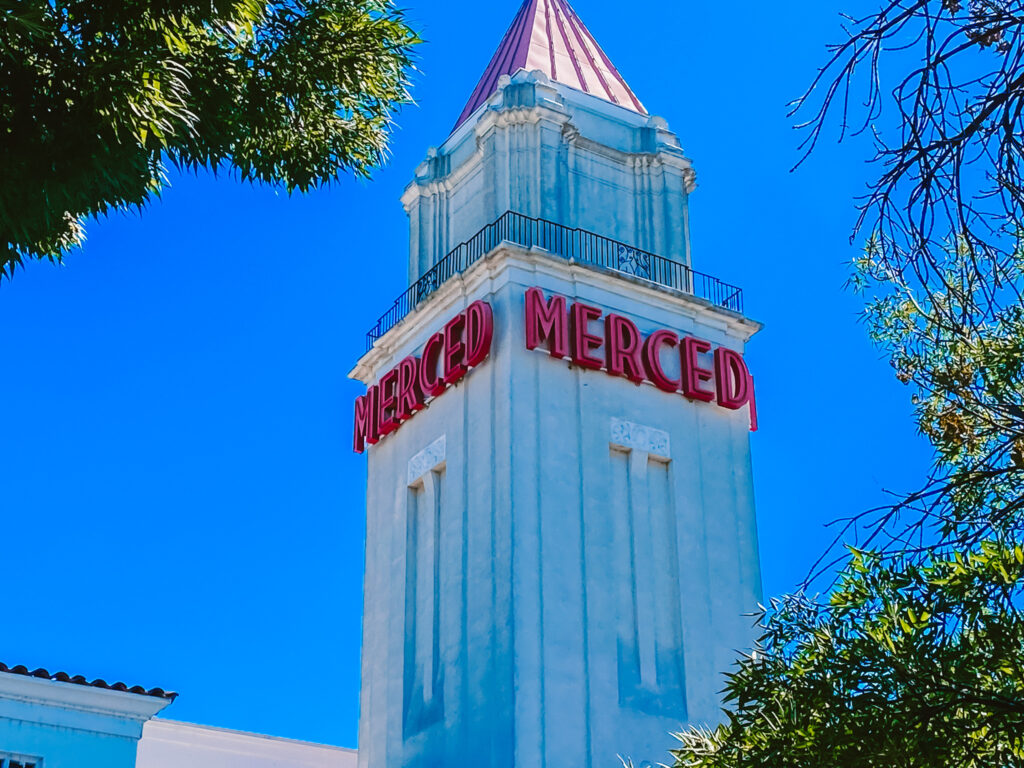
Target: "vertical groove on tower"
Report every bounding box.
[573,357,595,768]
[526,307,547,768]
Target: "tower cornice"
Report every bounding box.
[351,242,759,384]
[402,72,695,212]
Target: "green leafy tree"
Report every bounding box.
[670,2,1024,765]
[0,0,419,278]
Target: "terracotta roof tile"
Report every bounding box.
[455,0,646,130]
[0,663,177,701]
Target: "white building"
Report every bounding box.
[1,1,762,766]
[0,665,356,768]
[137,720,357,768]
[350,0,763,766]
[0,664,172,768]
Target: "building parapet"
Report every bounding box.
[365,211,744,351]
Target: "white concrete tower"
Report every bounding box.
[350,2,763,767]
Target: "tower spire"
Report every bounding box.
[454,0,647,130]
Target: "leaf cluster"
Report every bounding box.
[670,3,1024,765]
[675,544,1024,767]
[0,0,420,277]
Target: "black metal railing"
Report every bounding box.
[366,212,744,350]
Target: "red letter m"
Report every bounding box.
[353,386,379,454]
[525,288,569,358]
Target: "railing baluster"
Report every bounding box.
[365,211,744,351]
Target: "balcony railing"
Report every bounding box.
[365,212,744,351]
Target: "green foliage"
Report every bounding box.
[675,544,1024,767]
[669,2,1024,765]
[670,247,1024,765]
[0,0,420,278]
[853,240,1024,548]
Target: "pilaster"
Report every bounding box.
[401,72,697,284]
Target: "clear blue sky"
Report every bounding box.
[1,0,930,749]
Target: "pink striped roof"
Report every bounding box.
[454,0,647,130]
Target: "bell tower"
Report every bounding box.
[351,2,763,767]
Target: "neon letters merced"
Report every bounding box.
[524,287,757,431]
[353,288,757,453]
[353,300,494,453]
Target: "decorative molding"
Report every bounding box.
[610,418,670,459]
[408,436,447,485]
[350,245,761,384]
[617,245,652,280]
[0,674,170,721]
[683,167,698,194]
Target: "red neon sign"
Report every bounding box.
[353,289,758,453]
[524,288,758,430]
[353,301,494,453]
